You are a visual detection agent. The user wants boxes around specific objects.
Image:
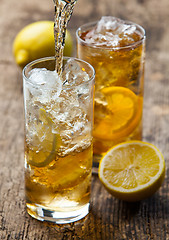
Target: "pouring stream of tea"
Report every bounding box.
[53,0,77,76]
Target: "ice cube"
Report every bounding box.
[62,59,89,86]
[96,16,119,32]
[28,68,47,85]
[83,16,139,48]
[84,17,121,47]
[123,25,136,35]
[96,16,133,35]
[27,68,62,104]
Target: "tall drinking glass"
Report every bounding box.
[76,16,146,170]
[23,56,95,224]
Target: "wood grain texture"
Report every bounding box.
[1,0,169,239]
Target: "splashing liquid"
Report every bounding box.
[53,0,77,76]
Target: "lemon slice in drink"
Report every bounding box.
[28,108,61,168]
[93,86,143,141]
[99,141,165,202]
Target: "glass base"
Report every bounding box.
[26,202,90,224]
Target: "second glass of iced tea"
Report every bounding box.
[76,16,146,168]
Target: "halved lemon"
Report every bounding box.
[99,141,165,202]
[93,86,143,141]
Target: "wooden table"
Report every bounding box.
[1,0,169,239]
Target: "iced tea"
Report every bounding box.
[23,57,95,223]
[76,16,146,163]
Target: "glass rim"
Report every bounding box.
[23,56,95,90]
[76,18,146,50]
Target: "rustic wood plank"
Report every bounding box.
[1,0,169,239]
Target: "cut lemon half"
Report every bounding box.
[93,87,143,141]
[99,141,165,202]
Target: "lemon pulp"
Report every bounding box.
[93,87,143,141]
[99,141,165,201]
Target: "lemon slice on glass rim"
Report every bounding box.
[98,141,165,202]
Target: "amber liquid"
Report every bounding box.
[25,143,92,211]
[53,0,77,75]
[77,24,145,160]
[24,0,94,221]
[25,100,93,216]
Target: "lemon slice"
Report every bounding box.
[28,134,58,168]
[99,141,165,202]
[28,108,61,168]
[93,87,143,141]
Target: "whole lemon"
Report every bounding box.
[13,21,73,69]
